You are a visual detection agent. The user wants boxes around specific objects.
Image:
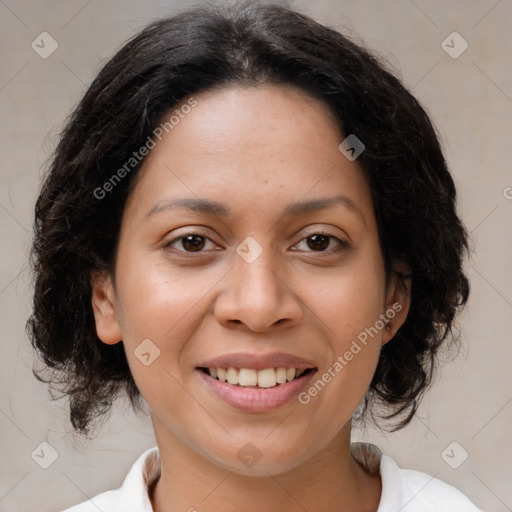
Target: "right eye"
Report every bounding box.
[164,233,220,255]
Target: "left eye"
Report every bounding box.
[293,233,344,252]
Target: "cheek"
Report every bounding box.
[113,257,218,393]
[116,255,218,340]
[306,255,386,342]
[299,250,385,400]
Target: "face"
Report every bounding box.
[92,84,409,476]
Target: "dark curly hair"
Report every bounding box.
[27,0,470,435]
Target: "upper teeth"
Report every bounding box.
[208,367,307,388]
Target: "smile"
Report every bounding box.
[198,366,312,388]
[196,366,318,412]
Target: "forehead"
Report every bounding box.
[123,84,373,224]
[175,84,342,161]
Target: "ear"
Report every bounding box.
[91,270,123,345]
[381,263,411,345]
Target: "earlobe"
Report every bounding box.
[382,267,411,345]
[91,270,123,345]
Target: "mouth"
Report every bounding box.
[196,365,318,412]
[197,366,316,388]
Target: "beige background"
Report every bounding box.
[1,0,511,510]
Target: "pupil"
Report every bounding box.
[307,234,329,251]
[183,235,205,252]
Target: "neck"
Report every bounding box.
[150,419,381,512]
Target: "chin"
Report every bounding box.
[205,440,315,477]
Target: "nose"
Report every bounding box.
[213,246,303,333]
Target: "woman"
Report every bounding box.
[28,1,482,510]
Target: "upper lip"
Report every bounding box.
[197,352,318,371]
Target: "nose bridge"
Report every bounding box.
[235,235,284,305]
[236,241,281,299]
[214,236,302,331]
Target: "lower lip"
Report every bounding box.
[197,369,317,412]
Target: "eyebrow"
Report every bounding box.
[145,195,366,224]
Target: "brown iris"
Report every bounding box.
[181,235,206,252]
[306,234,330,251]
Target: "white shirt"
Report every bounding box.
[62,443,482,511]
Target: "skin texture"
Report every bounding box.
[91,84,410,512]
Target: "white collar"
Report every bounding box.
[68,442,481,511]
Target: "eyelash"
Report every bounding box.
[163,230,347,257]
